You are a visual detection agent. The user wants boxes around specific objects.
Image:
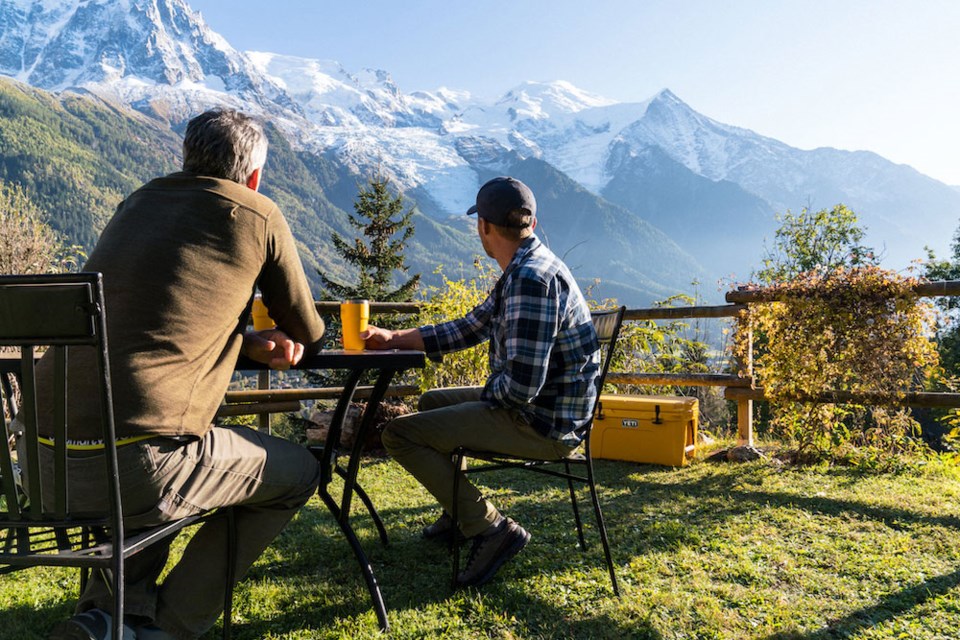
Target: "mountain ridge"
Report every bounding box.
[1,0,958,302]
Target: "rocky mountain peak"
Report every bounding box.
[0,0,295,115]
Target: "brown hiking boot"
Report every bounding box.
[48,609,137,640]
[422,511,456,542]
[456,518,531,587]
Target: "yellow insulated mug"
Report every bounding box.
[251,294,276,331]
[340,299,369,350]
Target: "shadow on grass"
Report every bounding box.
[0,601,75,640]
[5,458,645,639]
[217,457,960,637]
[608,463,960,540]
[599,460,960,639]
[226,470,659,639]
[759,566,960,639]
[18,456,959,638]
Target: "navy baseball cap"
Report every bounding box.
[466,177,536,228]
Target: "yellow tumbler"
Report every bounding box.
[340,299,369,350]
[251,294,276,331]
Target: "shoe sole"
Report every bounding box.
[457,527,531,588]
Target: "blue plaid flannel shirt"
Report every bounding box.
[419,236,600,446]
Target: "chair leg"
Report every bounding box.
[223,508,236,639]
[585,459,619,596]
[79,527,97,594]
[564,460,587,551]
[113,548,124,640]
[450,449,463,590]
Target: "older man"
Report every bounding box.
[362,177,600,588]
[43,109,325,640]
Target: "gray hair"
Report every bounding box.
[182,109,268,183]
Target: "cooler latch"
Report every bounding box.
[653,404,663,424]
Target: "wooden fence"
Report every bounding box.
[222,302,424,430]
[229,282,960,443]
[719,279,960,444]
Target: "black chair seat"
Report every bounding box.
[454,449,589,475]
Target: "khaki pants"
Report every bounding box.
[381,387,572,538]
[30,425,320,640]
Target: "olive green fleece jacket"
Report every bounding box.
[37,172,325,440]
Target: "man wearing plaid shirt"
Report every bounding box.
[362,176,600,588]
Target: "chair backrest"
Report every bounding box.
[0,273,123,551]
[590,306,626,396]
[584,306,626,439]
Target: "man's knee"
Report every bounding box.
[381,411,433,457]
[417,388,444,411]
[292,447,322,500]
[260,437,321,508]
[380,417,406,455]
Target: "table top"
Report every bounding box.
[236,349,426,371]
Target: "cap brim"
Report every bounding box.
[466,204,478,216]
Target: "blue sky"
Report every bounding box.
[188,0,960,186]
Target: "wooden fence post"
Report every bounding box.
[737,322,754,446]
[258,370,271,434]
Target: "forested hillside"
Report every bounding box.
[0,78,179,248]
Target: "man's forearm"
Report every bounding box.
[384,327,425,350]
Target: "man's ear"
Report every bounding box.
[246,167,262,192]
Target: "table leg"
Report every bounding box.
[335,465,389,546]
[318,369,363,489]
[316,366,396,632]
[318,489,390,632]
[257,370,271,434]
[338,369,394,520]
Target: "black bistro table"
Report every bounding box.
[236,349,425,632]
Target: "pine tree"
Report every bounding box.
[319,176,420,302]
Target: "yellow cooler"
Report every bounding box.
[590,394,698,467]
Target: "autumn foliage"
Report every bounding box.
[734,266,939,457]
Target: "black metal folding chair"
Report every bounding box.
[0,273,236,640]
[451,306,626,595]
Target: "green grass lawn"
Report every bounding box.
[4,451,960,639]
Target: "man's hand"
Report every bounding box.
[360,325,425,351]
[243,329,305,370]
[360,324,394,350]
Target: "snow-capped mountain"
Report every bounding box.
[0,0,299,116]
[235,47,959,273]
[2,0,958,296]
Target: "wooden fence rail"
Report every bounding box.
[235,281,960,443]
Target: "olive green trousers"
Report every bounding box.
[30,426,320,640]
[381,387,572,538]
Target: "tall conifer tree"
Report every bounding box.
[319,175,420,302]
